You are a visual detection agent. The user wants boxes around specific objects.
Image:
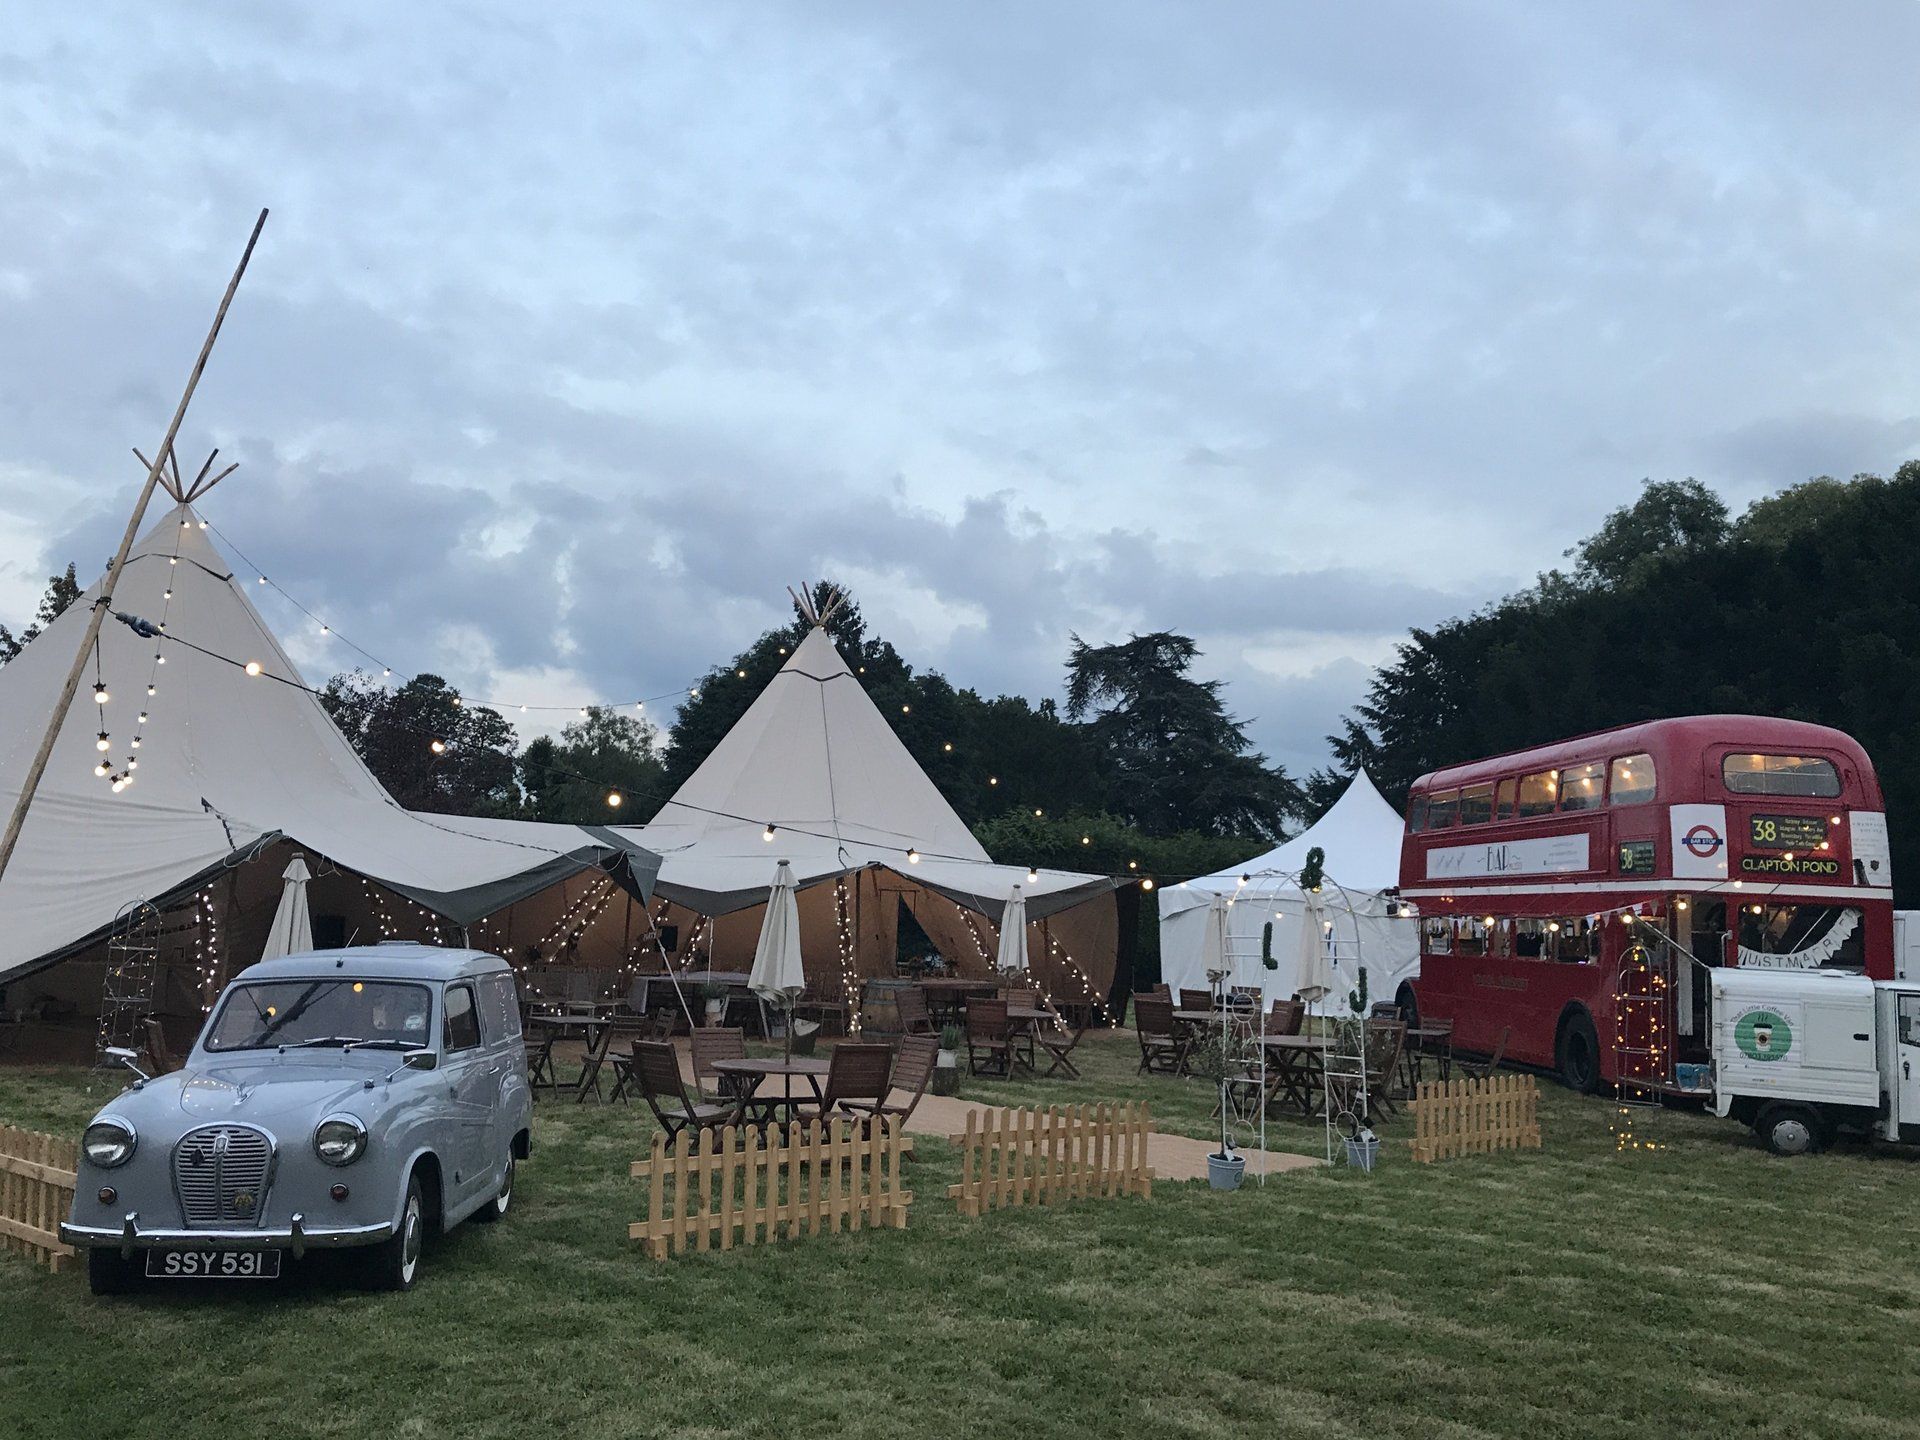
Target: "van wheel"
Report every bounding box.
[362,1170,426,1291]
[87,1247,144,1296]
[1757,1104,1827,1156]
[1557,1011,1601,1094]
[471,1154,512,1223]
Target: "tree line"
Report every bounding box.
[1316,467,1920,904]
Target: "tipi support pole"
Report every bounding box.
[0,208,268,889]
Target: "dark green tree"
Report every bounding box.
[1566,478,1731,587]
[0,563,82,665]
[1064,631,1302,838]
[520,706,668,822]
[321,671,518,816]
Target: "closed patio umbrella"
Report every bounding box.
[1199,891,1231,1000]
[1296,893,1335,1003]
[259,854,313,962]
[749,860,807,1057]
[995,884,1029,974]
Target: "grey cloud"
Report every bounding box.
[7,2,1920,772]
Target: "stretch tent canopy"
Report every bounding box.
[0,504,659,985]
[1157,771,1417,1011]
[611,624,1122,997]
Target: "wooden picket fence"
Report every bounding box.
[1409,1075,1542,1163]
[947,1103,1153,1217]
[0,1124,78,1272]
[629,1119,912,1260]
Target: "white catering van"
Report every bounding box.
[1711,965,1920,1155]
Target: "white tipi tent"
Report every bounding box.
[0,503,659,998]
[1157,771,1418,1013]
[619,623,1123,1005]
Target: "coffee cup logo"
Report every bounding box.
[1735,1009,1792,1063]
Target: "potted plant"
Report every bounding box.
[933,1024,963,1096]
[1188,1032,1247,1190]
[698,980,728,1027]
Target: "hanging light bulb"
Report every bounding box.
[606,792,622,808]
[382,668,392,678]
[1081,835,1091,846]
[258,575,267,585]
[93,762,109,778]
[900,704,910,714]
[127,758,137,770]
[146,684,156,696]
[1127,860,1138,870]
[906,848,921,864]
[430,739,446,754]
[519,705,527,713]
[1141,878,1156,891]
[1033,808,1043,818]
[244,661,262,676]
[138,711,148,723]
[93,682,109,704]
[1027,866,1038,883]
[154,653,165,665]
[320,624,330,635]
[163,588,172,600]
[763,823,777,842]
[95,732,110,752]
[736,669,746,679]
[988,776,999,786]
[130,737,141,749]
[1237,875,1249,887]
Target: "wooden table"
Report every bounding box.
[1255,1034,1334,1116]
[709,1056,831,1123]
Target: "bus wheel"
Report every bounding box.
[1756,1104,1827,1156]
[1394,985,1420,1030]
[1556,1011,1601,1094]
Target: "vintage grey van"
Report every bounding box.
[63,944,531,1294]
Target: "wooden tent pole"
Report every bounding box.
[0,208,268,889]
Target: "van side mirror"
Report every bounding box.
[103,1045,151,1083]
[403,1050,438,1071]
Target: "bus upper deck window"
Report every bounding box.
[1494,777,1517,820]
[1458,783,1494,826]
[1722,753,1842,798]
[1516,771,1557,818]
[1610,753,1656,805]
[1407,795,1429,833]
[1559,761,1605,812]
[1427,789,1459,829]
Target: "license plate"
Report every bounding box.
[145,1248,281,1280]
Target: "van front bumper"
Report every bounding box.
[62,1212,394,1258]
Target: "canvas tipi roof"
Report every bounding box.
[0,503,658,983]
[623,625,1113,921]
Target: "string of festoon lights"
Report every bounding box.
[103,597,1175,892]
[124,517,1193,888]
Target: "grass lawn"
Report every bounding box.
[2,1033,1918,1440]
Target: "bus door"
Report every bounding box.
[1684,900,1727,1043]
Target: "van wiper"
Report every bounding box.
[345,1040,426,1053]
[280,1035,363,1050]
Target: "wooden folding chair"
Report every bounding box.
[563,1023,617,1105]
[1133,995,1189,1076]
[965,998,1014,1077]
[1457,1026,1511,1081]
[842,1034,940,1128]
[1033,1000,1087,1079]
[690,1027,748,1103]
[1180,988,1216,1013]
[799,1043,895,1127]
[522,1027,558,1095]
[630,1040,738,1149]
[894,985,935,1037]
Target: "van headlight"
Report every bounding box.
[83,1118,137,1169]
[313,1115,368,1167]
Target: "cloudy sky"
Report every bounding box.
[4,4,1919,777]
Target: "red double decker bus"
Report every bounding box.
[1397,716,1895,1092]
